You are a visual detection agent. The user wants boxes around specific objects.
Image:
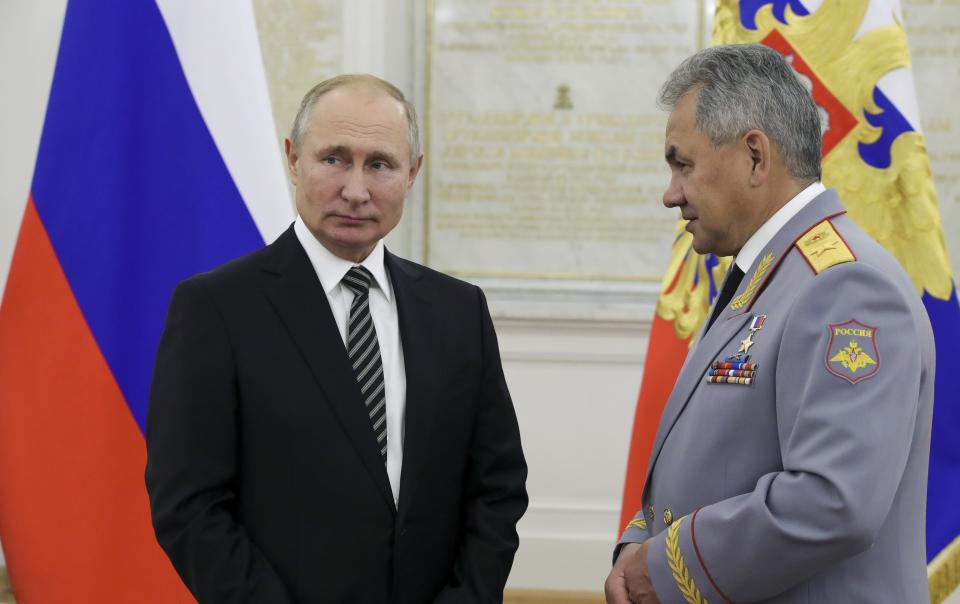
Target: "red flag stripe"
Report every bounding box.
[0,200,191,603]
[619,315,692,531]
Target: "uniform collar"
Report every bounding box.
[736,181,825,272]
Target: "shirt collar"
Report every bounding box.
[293,216,392,301]
[736,181,825,272]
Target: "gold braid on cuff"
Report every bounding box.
[666,516,708,604]
[626,518,647,531]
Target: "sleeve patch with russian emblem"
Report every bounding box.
[825,319,880,384]
[796,220,855,274]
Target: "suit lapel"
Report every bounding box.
[385,252,439,522]
[259,228,395,511]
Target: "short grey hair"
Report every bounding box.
[658,44,821,181]
[289,74,421,165]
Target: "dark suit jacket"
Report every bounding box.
[145,227,528,603]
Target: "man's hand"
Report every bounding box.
[605,541,660,604]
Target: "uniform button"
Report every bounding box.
[646,504,655,521]
[663,508,673,526]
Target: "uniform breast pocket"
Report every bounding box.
[699,363,781,496]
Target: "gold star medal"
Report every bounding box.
[706,314,766,385]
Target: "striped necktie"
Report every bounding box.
[342,266,387,461]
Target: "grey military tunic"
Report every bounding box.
[619,190,935,603]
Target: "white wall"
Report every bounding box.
[496,317,646,590]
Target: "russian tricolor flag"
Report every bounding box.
[0,1,292,600]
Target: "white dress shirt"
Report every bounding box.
[294,217,406,505]
[735,181,826,272]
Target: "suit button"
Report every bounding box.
[399,528,407,537]
[663,508,673,526]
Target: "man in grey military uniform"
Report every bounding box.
[605,45,935,603]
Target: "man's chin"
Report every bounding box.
[690,239,712,255]
[690,235,732,257]
[315,233,379,262]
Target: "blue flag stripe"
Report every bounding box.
[31,0,266,433]
[923,287,960,561]
[859,87,915,170]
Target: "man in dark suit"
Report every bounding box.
[145,74,528,603]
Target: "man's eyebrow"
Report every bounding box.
[368,150,401,165]
[312,145,401,165]
[314,144,348,158]
[665,146,689,164]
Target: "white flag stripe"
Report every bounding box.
[155,0,293,244]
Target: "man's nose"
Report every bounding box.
[342,165,371,204]
[662,176,683,208]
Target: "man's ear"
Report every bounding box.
[284,138,298,183]
[408,154,424,190]
[743,129,771,187]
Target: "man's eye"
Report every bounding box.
[370,161,389,170]
[322,156,340,165]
